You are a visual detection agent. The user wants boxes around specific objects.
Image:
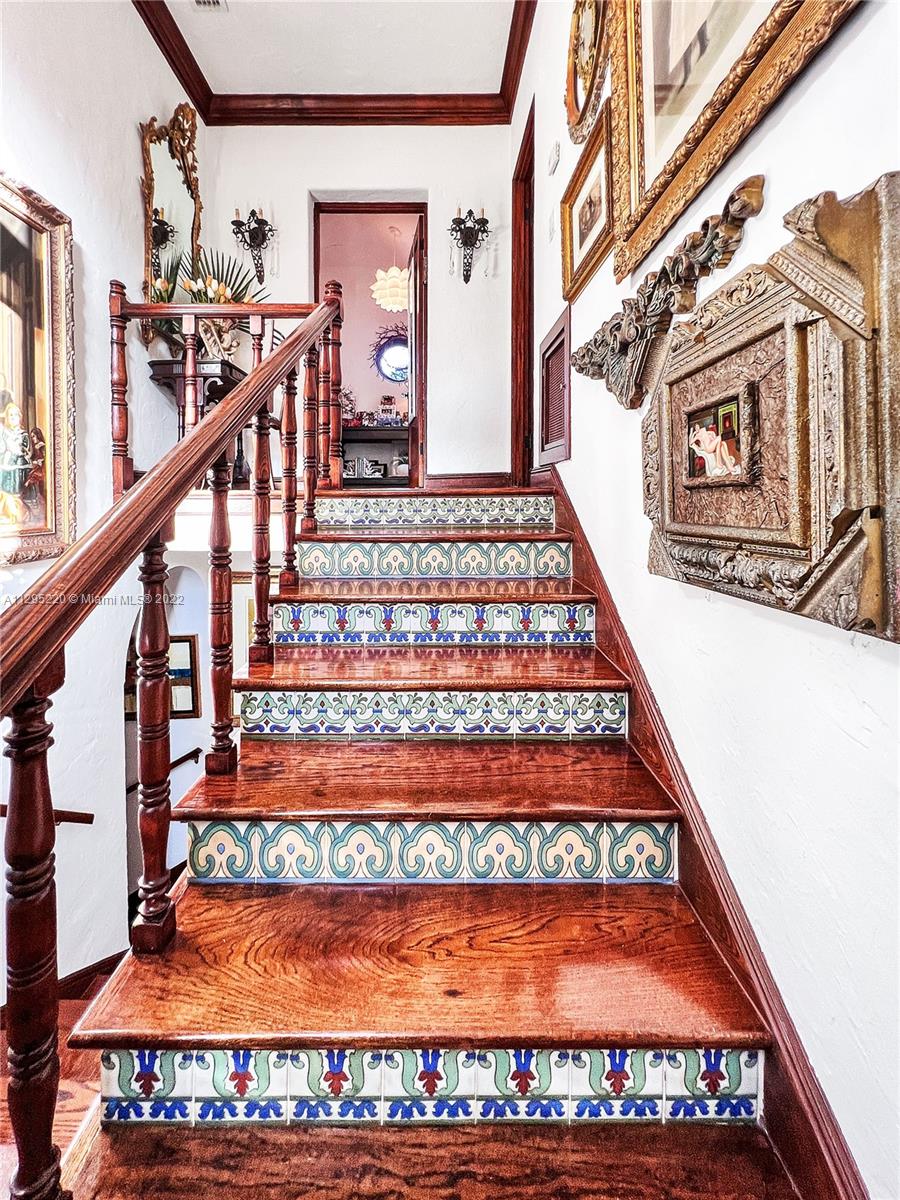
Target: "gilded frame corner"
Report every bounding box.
[561,99,614,303]
[566,0,611,144]
[0,173,76,565]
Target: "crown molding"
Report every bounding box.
[133,0,535,126]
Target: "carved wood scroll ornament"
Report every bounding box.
[571,176,764,410]
[641,172,900,642]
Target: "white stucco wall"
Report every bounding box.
[203,124,512,476]
[513,3,899,1196]
[0,0,214,991]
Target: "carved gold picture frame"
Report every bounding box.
[140,102,202,297]
[561,99,614,302]
[0,174,76,565]
[566,0,611,144]
[610,0,859,281]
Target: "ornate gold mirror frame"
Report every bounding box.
[0,173,76,564]
[566,0,610,144]
[140,102,202,300]
[609,0,859,280]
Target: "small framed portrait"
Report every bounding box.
[683,384,758,490]
[561,99,613,302]
[169,634,201,719]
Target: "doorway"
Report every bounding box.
[511,103,535,486]
[314,202,428,488]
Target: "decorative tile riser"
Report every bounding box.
[101,1047,762,1126]
[273,601,595,647]
[187,819,677,884]
[315,495,555,528]
[239,689,627,740]
[297,541,571,580]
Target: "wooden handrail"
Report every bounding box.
[120,301,318,320]
[0,292,339,717]
[125,746,203,795]
[0,803,94,826]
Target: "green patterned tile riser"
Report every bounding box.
[296,540,571,580]
[187,819,677,884]
[314,494,555,529]
[100,1047,762,1125]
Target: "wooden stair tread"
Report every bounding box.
[64,1123,799,1200]
[174,741,676,821]
[234,647,628,690]
[296,528,571,544]
[70,884,766,1050]
[317,485,555,497]
[272,577,596,604]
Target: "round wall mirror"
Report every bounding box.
[369,324,409,384]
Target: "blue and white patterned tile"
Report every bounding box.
[187,820,260,883]
[466,821,534,881]
[256,819,329,883]
[403,690,464,737]
[382,1049,478,1123]
[531,542,572,578]
[514,691,571,737]
[296,539,571,580]
[293,691,352,737]
[457,691,516,737]
[101,1050,193,1124]
[532,821,606,881]
[349,691,409,737]
[240,691,297,739]
[475,1050,569,1121]
[569,1049,664,1121]
[607,822,676,883]
[570,691,628,737]
[327,820,395,882]
[193,1050,289,1124]
[394,821,468,882]
[289,1050,382,1123]
[664,1049,761,1122]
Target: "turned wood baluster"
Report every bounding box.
[280,368,299,588]
[183,315,199,435]
[317,327,332,488]
[4,651,67,1200]
[131,521,177,954]
[110,280,133,500]
[249,314,273,663]
[206,449,237,775]
[325,280,344,488]
[301,346,319,535]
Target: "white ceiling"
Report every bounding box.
[169,0,516,95]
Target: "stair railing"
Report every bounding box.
[0,280,342,1200]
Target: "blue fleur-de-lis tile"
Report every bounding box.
[570,692,627,737]
[382,1050,477,1122]
[607,822,676,882]
[664,1049,760,1122]
[100,1049,193,1124]
[475,1050,569,1121]
[194,1050,289,1124]
[569,1049,664,1121]
[289,1049,381,1123]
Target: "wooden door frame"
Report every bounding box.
[511,101,535,486]
[313,201,428,486]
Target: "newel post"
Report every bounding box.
[325,280,344,489]
[110,280,133,500]
[206,449,237,775]
[280,368,299,588]
[301,346,319,535]
[317,327,332,488]
[4,649,68,1200]
[132,519,177,954]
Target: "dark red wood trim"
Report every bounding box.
[0,804,94,825]
[131,1,213,122]
[208,92,509,126]
[500,1,537,116]
[511,101,535,485]
[538,306,571,467]
[542,463,867,1200]
[423,473,513,490]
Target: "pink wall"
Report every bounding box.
[318,210,418,417]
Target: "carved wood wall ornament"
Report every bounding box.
[571,176,764,410]
[609,0,859,280]
[642,172,900,642]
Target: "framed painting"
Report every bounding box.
[561,99,613,302]
[610,0,860,279]
[124,633,201,720]
[566,0,611,143]
[0,174,75,564]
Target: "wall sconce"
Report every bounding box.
[151,207,176,278]
[231,207,277,283]
[449,207,490,283]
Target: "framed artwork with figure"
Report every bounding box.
[0,173,75,563]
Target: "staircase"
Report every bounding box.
[66,486,797,1198]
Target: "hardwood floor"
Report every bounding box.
[233,646,628,689]
[174,740,678,822]
[63,1122,799,1200]
[70,884,767,1051]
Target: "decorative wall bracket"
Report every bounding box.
[641,172,900,642]
[449,208,490,283]
[231,208,277,284]
[571,176,764,409]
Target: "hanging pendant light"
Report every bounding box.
[370,225,409,312]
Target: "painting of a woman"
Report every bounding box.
[0,400,34,526]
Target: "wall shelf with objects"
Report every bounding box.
[343,426,409,444]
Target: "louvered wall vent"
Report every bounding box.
[193,0,228,11]
[538,307,571,467]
